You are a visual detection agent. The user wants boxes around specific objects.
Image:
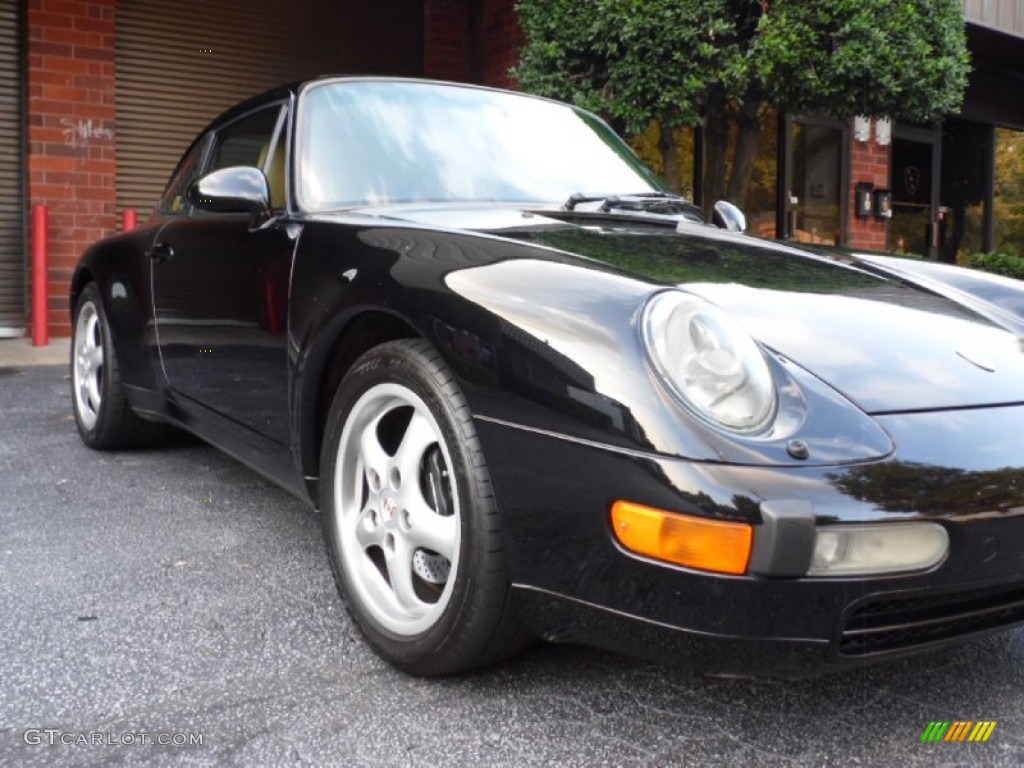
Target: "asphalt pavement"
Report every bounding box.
[2,363,1023,767]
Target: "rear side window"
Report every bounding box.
[208,106,283,172]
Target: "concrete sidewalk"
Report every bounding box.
[0,337,70,367]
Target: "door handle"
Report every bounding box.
[146,241,174,263]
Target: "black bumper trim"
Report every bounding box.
[514,583,833,679]
[838,581,1024,656]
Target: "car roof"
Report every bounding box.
[293,75,561,102]
[204,75,574,135]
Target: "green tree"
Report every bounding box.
[514,0,970,215]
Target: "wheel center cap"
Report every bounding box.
[381,495,399,524]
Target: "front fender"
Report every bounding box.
[290,221,890,481]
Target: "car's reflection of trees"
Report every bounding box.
[432,313,656,451]
[521,226,883,293]
[827,461,1024,518]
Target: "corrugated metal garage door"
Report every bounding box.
[116,0,423,219]
[0,0,24,334]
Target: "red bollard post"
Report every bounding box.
[31,204,49,347]
[123,208,138,232]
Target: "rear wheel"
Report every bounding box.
[72,282,164,449]
[320,339,526,675]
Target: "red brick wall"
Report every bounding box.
[27,0,117,339]
[847,131,890,251]
[423,0,522,87]
[423,0,472,82]
[478,0,522,88]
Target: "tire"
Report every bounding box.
[320,339,527,676]
[71,282,165,449]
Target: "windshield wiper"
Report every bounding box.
[561,192,704,222]
[563,191,691,212]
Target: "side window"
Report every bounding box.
[206,104,288,210]
[209,105,282,172]
[157,136,208,215]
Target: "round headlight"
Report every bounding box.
[642,291,776,433]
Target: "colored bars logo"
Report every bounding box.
[921,721,997,742]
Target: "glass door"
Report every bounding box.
[780,116,847,245]
[890,131,940,258]
[788,121,845,245]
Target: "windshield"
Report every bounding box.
[297,80,666,211]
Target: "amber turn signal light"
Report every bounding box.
[610,500,753,575]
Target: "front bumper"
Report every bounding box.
[475,405,1024,675]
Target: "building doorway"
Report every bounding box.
[890,129,940,259]
[939,118,991,263]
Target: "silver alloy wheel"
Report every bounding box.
[332,382,461,636]
[73,301,104,431]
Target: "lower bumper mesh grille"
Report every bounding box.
[838,583,1024,656]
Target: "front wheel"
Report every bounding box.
[320,339,526,675]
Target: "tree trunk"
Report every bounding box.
[726,99,763,208]
[660,127,682,194]
[702,97,729,219]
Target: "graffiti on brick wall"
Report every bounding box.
[61,118,115,148]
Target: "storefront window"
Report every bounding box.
[697,109,779,238]
[789,122,843,246]
[738,110,779,239]
[629,122,696,200]
[994,127,1024,257]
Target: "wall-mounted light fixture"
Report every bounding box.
[855,182,875,217]
[873,189,892,219]
[875,117,892,147]
[853,115,871,143]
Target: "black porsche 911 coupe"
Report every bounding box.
[71,77,1024,677]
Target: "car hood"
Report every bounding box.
[494,215,1024,415]
[685,281,1024,414]
[355,204,1024,414]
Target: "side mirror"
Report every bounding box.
[712,200,747,233]
[188,166,270,217]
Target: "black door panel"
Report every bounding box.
[152,215,295,444]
